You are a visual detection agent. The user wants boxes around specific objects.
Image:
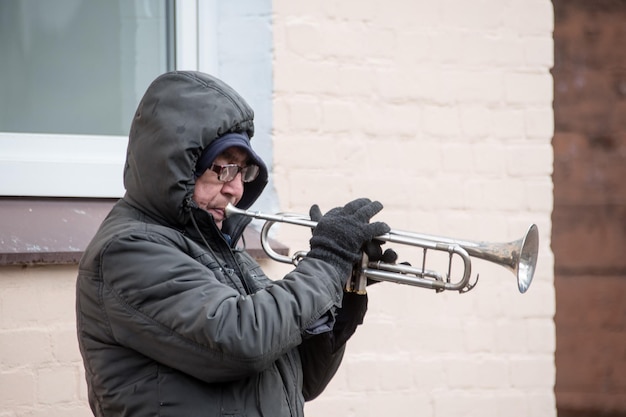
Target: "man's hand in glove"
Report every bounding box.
[361,239,398,286]
[307,198,390,280]
[362,239,398,264]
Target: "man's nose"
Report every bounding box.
[222,172,245,195]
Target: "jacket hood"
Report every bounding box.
[123,71,268,229]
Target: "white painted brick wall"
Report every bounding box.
[271,0,555,416]
[0,266,88,417]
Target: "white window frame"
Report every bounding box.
[0,0,217,198]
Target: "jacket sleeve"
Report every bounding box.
[299,292,368,400]
[98,230,344,383]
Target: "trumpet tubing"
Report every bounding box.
[225,204,539,294]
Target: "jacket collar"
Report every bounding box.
[184,199,252,250]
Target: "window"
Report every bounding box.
[0,0,277,264]
[0,1,173,136]
[0,0,176,198]
[0,0,272,201]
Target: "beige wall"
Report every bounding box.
[270,0,555,416]
[0,266,87,417]
[0,1,555,416]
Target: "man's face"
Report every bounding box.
[193,146,248,228]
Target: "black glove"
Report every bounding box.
[362,239,398,263]
[307,198,390,279]
[362,239,398,287]
[331,291,368,351]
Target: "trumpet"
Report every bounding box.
[225,204,539,294]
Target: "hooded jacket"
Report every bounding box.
[76,71,366,417]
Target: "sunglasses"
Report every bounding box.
[209,163,260,183]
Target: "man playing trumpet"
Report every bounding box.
[76,71,394,417]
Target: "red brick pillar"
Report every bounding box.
[552,0,626,415]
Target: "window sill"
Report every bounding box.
[0,197,287,266]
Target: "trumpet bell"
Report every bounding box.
[516,224,539,294]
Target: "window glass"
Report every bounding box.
[0,0,172,136]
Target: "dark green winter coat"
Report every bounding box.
[76,71,366,417]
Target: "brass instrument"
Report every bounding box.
[225,204,539,294]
